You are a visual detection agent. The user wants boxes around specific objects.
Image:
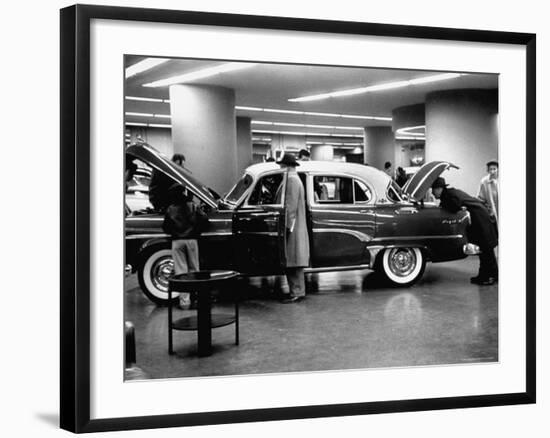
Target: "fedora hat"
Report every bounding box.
[431,177,448,190]
[276,153,300,167]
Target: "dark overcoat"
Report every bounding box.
[439,187,498,249]
[284,170,310,267]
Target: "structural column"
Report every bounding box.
[310,144,334,161]
[236,117,253,177]
[363,126,395,170]
[425,89,498,195]
[169,85,237,195]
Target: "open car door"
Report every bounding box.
[232,174,287,275]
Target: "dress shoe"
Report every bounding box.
[478,277,497,286]
[281,296,304,303]
[470,276,482,284]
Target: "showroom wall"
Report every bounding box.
[425,88,499,195]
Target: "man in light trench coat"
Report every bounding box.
[277,153,310,303]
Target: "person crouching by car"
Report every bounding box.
[431,177,498,286]
[163,184,208,308]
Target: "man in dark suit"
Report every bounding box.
[431,177,498,285]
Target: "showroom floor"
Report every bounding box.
[125,257,498,380]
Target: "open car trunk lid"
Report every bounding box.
[402,161,459,202]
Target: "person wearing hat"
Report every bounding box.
[431,177,498,285]
[277,153,310,303]
[478,159,499,225]
[297,149,311,161]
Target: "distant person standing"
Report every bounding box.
[395,166,408,188]
[149,153,186,212]
[478,159,499,224]
[297,149,311,161]
[277,153,310,303]
[431,177,498,285]
[124,158,138,217]
[384,161,393,178]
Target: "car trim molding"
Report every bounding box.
[371,234,464,242]
[312,228,373,242]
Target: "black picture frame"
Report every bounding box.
[60,4,536,433]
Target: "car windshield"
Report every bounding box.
[388,180,405,202]
[224,173,253,204]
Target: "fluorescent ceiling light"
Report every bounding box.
[235,106,263,112]
[125,112,153,117]
[125,58,169,79]
[125,112,171,119]
[253,129,362,138]
[251,120,363,131]
[236,105,390,121]
[125,96,166,103]
[125,122,171,129]
[289,73,464,102]
[143,63,256,87]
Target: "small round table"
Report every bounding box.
[168,270,240,357]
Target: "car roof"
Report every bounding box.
[245,160,392,192]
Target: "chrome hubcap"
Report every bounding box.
[388,248,417,277]
[150,256,174,292]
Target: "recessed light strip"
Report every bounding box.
[253,129,363,138]
[251,120,364,131]
[237,106,390,121]
[289,73,464,102]
[125,112,171,119]
[143,62,256,88]
[126,96,169,103]
[126,122,172,129]
[125,58,169,79]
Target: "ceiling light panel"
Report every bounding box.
[125,58,169,79]
[289,73,464,102]
[143,63,256,88]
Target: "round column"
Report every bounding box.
[169,85,237,195]
[310,144,334,161]
[236,116,252,177]
[425,88,498,195]
[363,126,394,170]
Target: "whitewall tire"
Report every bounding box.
[380,247,425,286]
[138,245,178,305]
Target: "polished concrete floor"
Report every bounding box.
[125,257,498,380]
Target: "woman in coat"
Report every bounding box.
[431,177,498,285]
[277,153,310,302]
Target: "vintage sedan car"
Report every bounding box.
[126,143,471,304]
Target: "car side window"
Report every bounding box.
[313,176,354,204]
[248,173,284,205]
[354,179,372,203]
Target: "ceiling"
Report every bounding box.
[124,56,498,146]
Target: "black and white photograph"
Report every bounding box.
[53,2,538,434]
[124,57,500,380]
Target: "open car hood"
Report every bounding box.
[402,161,459,202]
[126,143,218,209]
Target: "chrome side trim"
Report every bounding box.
[305,264,372,273]
[236,231,278,237]
[312,228,373,242]
[371,234,463,242]
[202,232,233,237]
